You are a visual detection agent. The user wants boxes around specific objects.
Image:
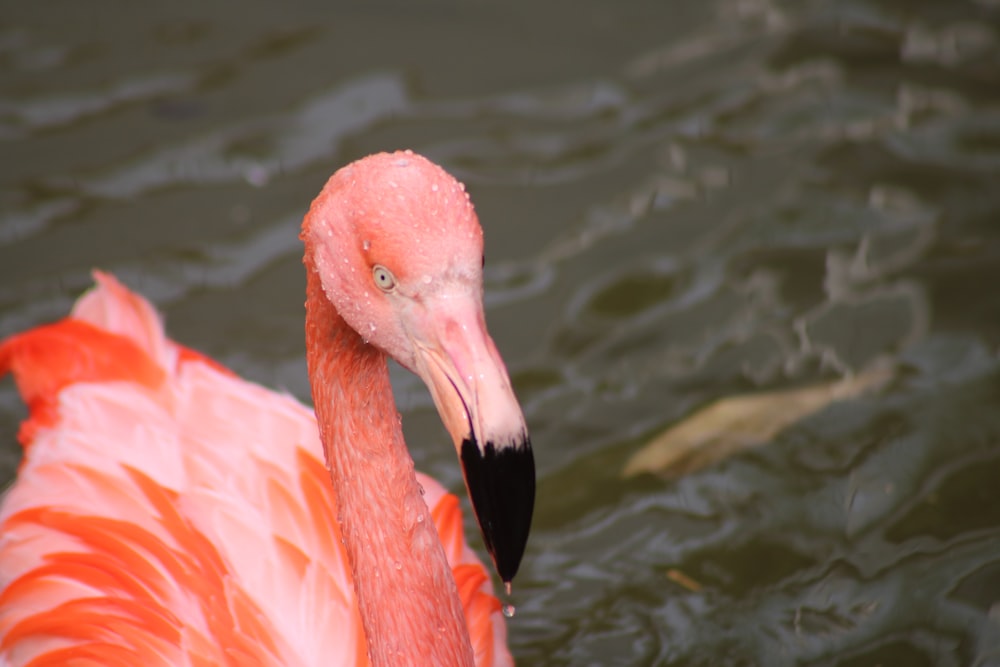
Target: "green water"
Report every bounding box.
[2,0,1000,664]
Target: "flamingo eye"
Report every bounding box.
[372,265,397,292]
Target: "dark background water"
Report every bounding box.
[3,1,1000,664]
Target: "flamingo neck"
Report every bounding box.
[303,259,476,667]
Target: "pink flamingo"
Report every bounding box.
[0,151,535,666]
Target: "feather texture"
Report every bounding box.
[0,272,510,667]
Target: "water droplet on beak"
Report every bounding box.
[501,581,516,617]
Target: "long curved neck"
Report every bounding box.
[303,255,475,667]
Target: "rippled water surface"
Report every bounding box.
[3,1,1000,664]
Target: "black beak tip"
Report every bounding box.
[460,435,535,584]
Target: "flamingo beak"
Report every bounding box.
[410,296,535,585]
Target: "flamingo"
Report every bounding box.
[0,151,535,667]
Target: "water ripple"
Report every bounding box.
[66,73,408,199]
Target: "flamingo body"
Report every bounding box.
[0,155,523,666]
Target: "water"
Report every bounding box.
[3,0,1000,665]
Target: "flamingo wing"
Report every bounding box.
[0,272,510,667]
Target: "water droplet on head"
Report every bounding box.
[421,275,432,284]
[362,239,371,251]
[431,183,439,192]
[394,561,402,571]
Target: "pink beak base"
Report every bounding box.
[410,296,535,585]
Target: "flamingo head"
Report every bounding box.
[302,150,534,584]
